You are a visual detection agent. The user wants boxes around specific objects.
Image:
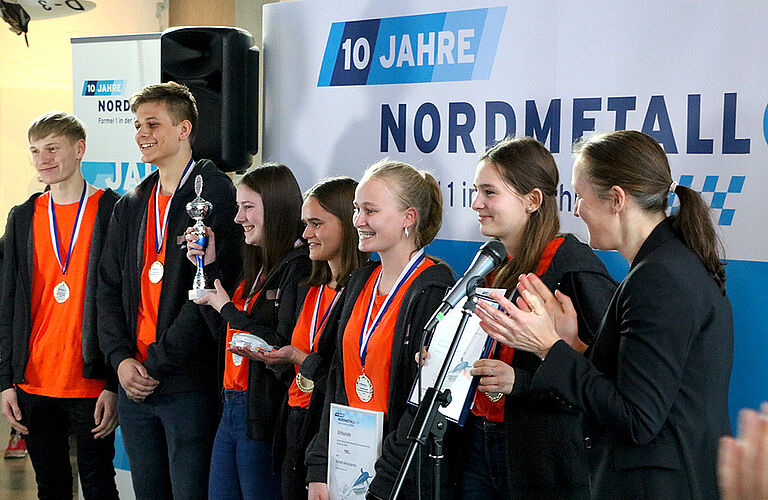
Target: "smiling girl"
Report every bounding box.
[462,136,617,499]
[305,160,455,500]
[186,163,311,500]
[236,177,369,500]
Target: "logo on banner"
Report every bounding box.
[82,80,127,96]
[669,175,746,226]
[82,161,157,194]
[318,7,506,86]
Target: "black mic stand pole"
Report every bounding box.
[389,292,478,500]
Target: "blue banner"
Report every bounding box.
[318,7,506,86]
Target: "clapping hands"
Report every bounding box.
[474,273,583,359]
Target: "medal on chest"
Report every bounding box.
[356,250,425,403]
[355,373,374,402]
[296,285,341,394]
[47,183,89,304]
[148,261,164,283]
[149,159,194,284]
[485,392,503,403]
[53,281,70,304]
[296,372,315,393]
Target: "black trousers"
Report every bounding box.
[281,405,310,500]
[17,388,118,500]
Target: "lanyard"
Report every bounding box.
[154,158,194,254]
[359,249,425,366]
[47,182,88,276]
[242,268,263,312]
[309,285,342,351]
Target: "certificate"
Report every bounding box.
[328,403,384,500]
[407,288,504,425]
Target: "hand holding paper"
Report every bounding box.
[227,331,275,363]
[470,358,515,395]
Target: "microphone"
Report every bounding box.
[424,239,507,332]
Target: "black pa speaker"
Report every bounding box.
[161,26,259,172]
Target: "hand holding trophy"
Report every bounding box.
[187,175,216,300]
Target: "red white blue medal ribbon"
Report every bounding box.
[153,158,194,254]
[47,181,89,277]
[358,248,425,366]
[309,285,342,352]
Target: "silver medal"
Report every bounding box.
[355,373,374,402]
[53,281,70,303]
[148,261,164,283]
[232,352,243,366]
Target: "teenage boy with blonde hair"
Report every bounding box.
[0,111,120,499]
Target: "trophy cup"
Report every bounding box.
[187,175,216,300]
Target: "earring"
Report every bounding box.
[404,226,410,238]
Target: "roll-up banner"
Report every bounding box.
[262,0,768,420]
[71,33,161,498]
[72,33,161,195]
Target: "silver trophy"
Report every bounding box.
[187,175,215,300]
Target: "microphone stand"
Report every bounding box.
[389,291,478,500]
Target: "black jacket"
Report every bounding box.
[497,234,617,499]
[204,245,312,441]
[0,189,120,391]
[97,159,241,395]
[531,220,733,499]
[305,259,455,498]
[272,281,348,473]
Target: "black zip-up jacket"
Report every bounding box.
[97,159,241,395]
[494,234,618,499]
[200,245,312,441]
[0,189,120,391]
[305,259,455,498]
[272,280,349,474]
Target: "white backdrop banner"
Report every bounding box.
[263,0,768,417]
[72,33,161,194]
[71,34,162,499]
[263,0,767,262]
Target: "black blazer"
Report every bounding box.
[212,245,312,441]
[531,219,733,499]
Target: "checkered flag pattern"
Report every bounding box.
[668,175,745,226]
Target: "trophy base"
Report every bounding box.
[189,288,216,300]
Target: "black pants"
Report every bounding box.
[17,388,118,500]
[281,405,309,500]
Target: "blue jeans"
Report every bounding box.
[460,415,510,500]
[117,387,218,500]
[208,390,280,500]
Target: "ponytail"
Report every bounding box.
[362,160,444,249]
[575,130,726,293]
[671,185,727,292]
[416,171,443,248]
